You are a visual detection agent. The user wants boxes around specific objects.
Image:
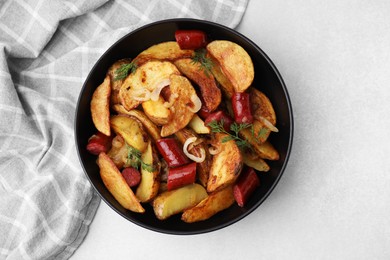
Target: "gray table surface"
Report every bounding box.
[72,1,390,259]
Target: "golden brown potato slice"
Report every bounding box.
[249,88,276,126]
[98,153,144,213]
[209,55,235,98]
[247,140,279,160]
[160,75,199,137]
[152,183,208,220]
[107,58,132,107]
[112,105,161,141]
[90,76,111,136]
[207,40,254,93]
[239,119,270,145]
[182,185,235,223]
[174,58,221,111]
[188,114,210,134]
[242,150,270,172]
[174,128,211,187]
[134,41,194,66]
[136,141,160,203]
[142,96,172,125]
[119,61,180,110]
[110,115,148,152]
[207,133,243,193]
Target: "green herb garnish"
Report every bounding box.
[207,120,252,149]
[191,48,213,77]
[126,145,155,172]
[114,61,138,81]
[208,119,270,149]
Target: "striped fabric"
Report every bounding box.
[0,0,248,259]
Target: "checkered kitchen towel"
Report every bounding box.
[0,0,248,259]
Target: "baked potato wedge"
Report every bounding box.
[182,185,235,223]
[250,88,277,127]
[161,75,200,137]
[119,61,180,110]
[209,55,235,98]
[174,128,211,187]
[242,150,270,172]
[152,183,208,220]
[107,58,132,107]
[110,115,148,152]
[207,40,254,93]
[112,105,161,141]
[134,41,194,66]
[98,153,144,213]
[247,140,279,161]
[239,119,270,145]
[142,96,172,125]
[136,141,160,202]
[91,76,111,136]
[207,133,243,193]
[188,114,210,134]
[174,58,221,111]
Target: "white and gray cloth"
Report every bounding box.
[0,0,248,259]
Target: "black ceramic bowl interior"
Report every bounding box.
[75,18,293,235]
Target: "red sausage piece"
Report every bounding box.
[231,92,253,124]
[86,132,112,155]
[233,167,260,207]
[156,138,189,168]
[122,167,141,188]
[204,111,234,132]
[175,30,207,50]
[167,162,197,191]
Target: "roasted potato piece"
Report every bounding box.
[152,183,208,220]
[113,105,161,141]
[182,185,235,223]
[188,114,210,134]
[119,61,180,110]
[142,96,172,125]
[207,133,243,193]
[239,119,270,145]
[209,55,235,98]
[242,150,270,172]
[91,76,111,136]
[98,153,144,213]
[249,88,278,132]
[134,41,194,65]
[136,142,160,202]
[110,115,148,152]
[207,40,254,93]
[247,140,279,161]
[160,75,199,137]
[107,58,132,107]
[174,58,221,111]
[174,128,211,187]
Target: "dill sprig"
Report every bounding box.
[126,145,155,172]
[207,120,252,149]
[207,119,270,149]
[114,61,138,81]
[191,48,213,77]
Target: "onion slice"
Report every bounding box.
[208,146,220,155]
[150,79,171,101]
[257,116,279,132]
[183,137,206,163]
[188,94,202,113]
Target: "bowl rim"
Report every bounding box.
[75,18,294,235]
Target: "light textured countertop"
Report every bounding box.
[72,1,390,259]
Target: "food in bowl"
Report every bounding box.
[86,29,280,223]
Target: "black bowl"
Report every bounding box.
[75,18,293,235]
